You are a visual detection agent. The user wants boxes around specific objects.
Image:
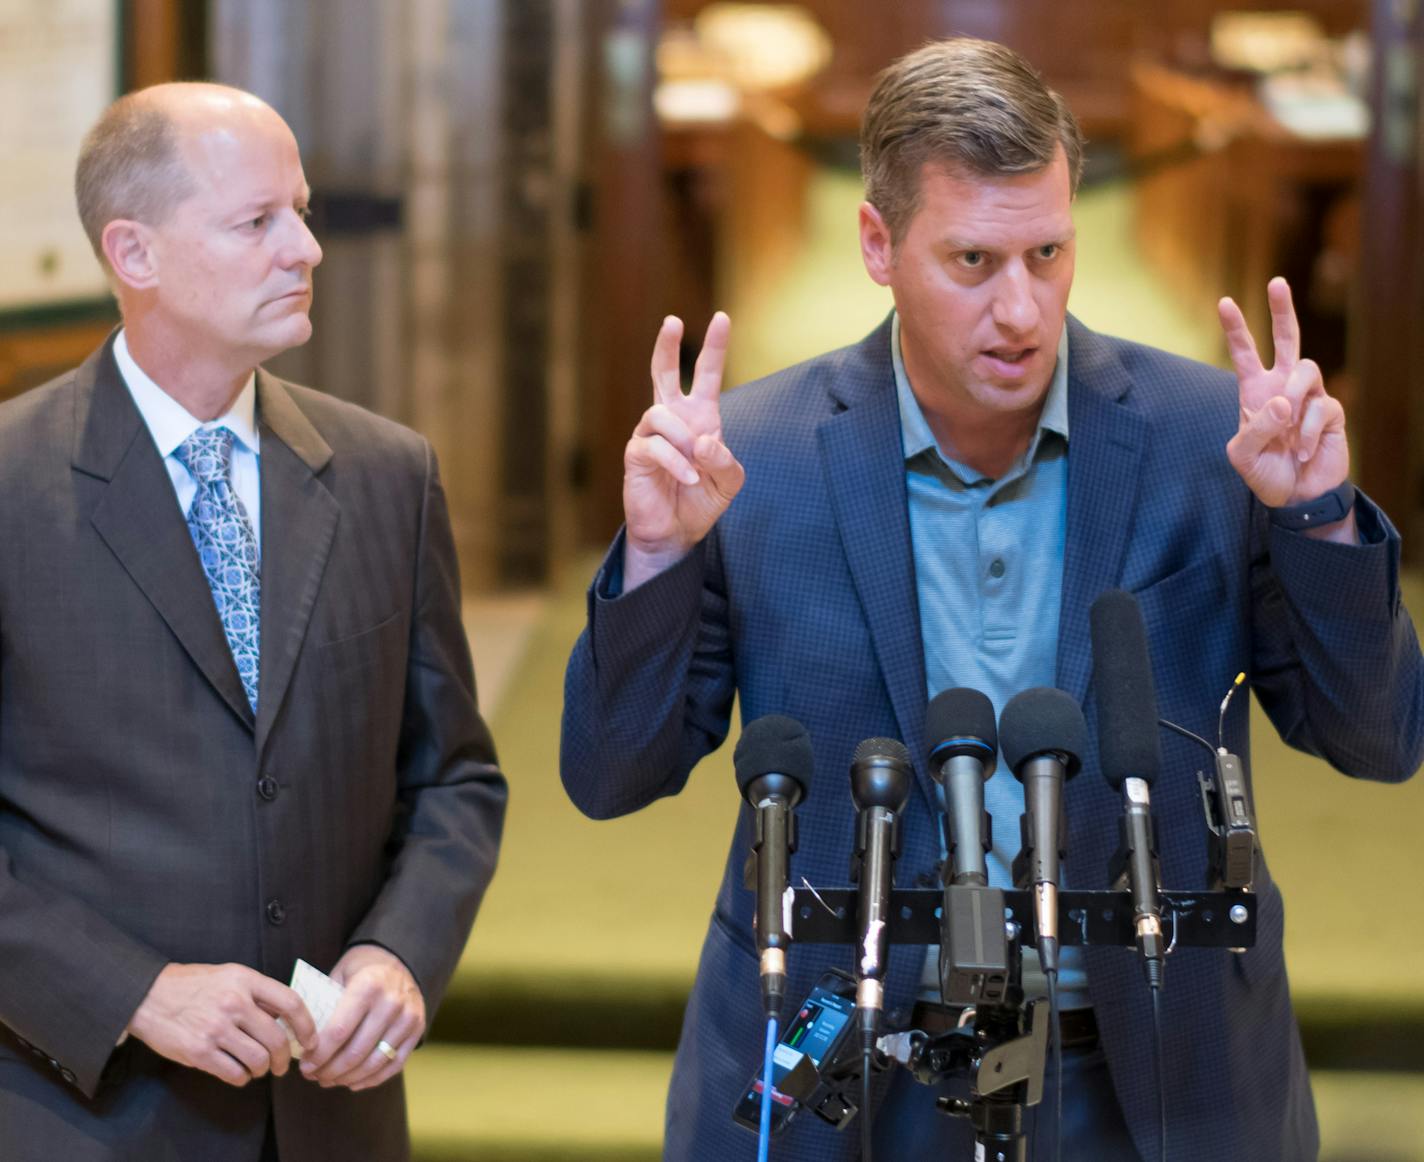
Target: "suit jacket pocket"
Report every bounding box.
[1129,555,1230,716]
[313,609,409,759]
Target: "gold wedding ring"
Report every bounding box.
[376,1039,397,1062]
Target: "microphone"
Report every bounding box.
[849,737,913,1045]
[926,688,997,886]
[1091,589,1167,988]
[734,715,814,1019]
[1000,688,1086,976]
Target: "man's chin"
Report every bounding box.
[260,315,315,355]
[246,316,318,364]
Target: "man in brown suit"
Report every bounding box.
[0,83,506,1160]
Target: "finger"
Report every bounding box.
[1280,358,1322,420]
[347,1039,416,1092]
[1217,297,1264,382]
[1295,394,1344,463]
[1228,395,1291,465]
[303,977,395,1081]
[336,1010,421,1090]
[218,1029,271,1081]
[689,311,731,401]
[313,1004,392,1086]
[238,1009,294,1077]
[626,434,699,487]
[691,434,745,502]
[201,1047,254,1088]
[650,316,685,406]
[1267,276,1300,368]
[347,1012,422,1093]
[251,979,317,1053]
[631,403,697,457]
[348,1057,404,1092]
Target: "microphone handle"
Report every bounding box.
[1021,755,1066,971]
[753,797,792,1017]
[1123,777,1165,979]
[856,806,896,1031]
[943,754,989,886]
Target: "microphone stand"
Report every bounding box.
[770,882,1257,1158]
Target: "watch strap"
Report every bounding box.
[1268,480,1356,531]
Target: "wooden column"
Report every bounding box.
[1354,0,1423,549]
[577,0,665,543]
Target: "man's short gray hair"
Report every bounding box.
[860,38,1084,243]
[74,90,196,264]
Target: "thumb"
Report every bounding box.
[1228,396,1290,467]
[693,434,745,503]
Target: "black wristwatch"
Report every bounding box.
[1267,481,1356,531]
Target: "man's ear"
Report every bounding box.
[101,220,159,291]
[858,200,894,287]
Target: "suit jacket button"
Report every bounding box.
[257,775,279,801]
[60,1068,76,1085]
[266,898,287,926]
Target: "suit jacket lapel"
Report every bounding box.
[815,320,934,805]
[253,371,338,760]
[77,339,257,730]
[1056,318,1148,705]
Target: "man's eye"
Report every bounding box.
[958,251,984,268]
[1036,244,1059,260]
[244,215,267,231]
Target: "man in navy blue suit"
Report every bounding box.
[561,37,1423,1161]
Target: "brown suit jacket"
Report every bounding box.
[0,336,506,1160]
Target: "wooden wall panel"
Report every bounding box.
[1354,0,1423,549]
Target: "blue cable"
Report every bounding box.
[758,1015,778,1162]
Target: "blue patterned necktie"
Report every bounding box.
[174,427,261,711]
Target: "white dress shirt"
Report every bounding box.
[112,329,263,554]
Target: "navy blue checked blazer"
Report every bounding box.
[562,316,1424,1161]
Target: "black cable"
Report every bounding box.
[861,1037,874,1162]
[1151,986,1167,1161]
[1046,969,1063,1162]
[1157,717,1215,755]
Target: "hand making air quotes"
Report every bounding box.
[622,311,746,591]
[1219,276,1356,542]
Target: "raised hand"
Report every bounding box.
[127,962,317,1087]
[1219,277,1350,513]
[622,312,745,590]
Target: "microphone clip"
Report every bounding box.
[1107,807,1163,897]
[849,807,902,884]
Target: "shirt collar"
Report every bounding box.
[113,329,260,460]
[892,312,1069,471]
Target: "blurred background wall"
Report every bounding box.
[3,3,1423,1159]
[4,0,1423,579]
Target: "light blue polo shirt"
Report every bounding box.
[892,314,1089,1008]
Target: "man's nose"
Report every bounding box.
[991,263,1038,334]
[281,211,323,269]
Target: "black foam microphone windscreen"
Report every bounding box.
[1000,687,1086,776]
[734,715,814,802]
[926,687,998,771]
[1090,589,1163,789]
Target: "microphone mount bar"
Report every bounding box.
[788,886,1256,950]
